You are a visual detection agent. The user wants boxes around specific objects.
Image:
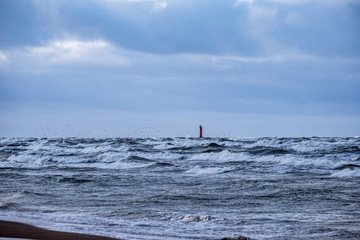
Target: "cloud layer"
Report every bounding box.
[0,0,359,137]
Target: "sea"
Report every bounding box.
[0,137,360,240]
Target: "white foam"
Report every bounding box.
[1,155,50,168]
[188,150,240,163]
[331,168,360,178]
[215,150,243,163]
[185,166,231,175]
[181,214,214,222]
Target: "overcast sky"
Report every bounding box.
[1,0,359,137]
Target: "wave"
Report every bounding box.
[331,146,360,154]
[334,163,360,170]
[58,176,92,184]
[123,155,154,163]
[185,166,232,175]
[0,201,20,210]
[331,168,360,178]
[206,142,224,148]
[0,137,359,177]
[244,146,294,155]
[148,162,175,168]
[180,215,215,222]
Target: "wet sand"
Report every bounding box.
[0,220,120,240]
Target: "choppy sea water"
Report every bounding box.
[0,137,360,240]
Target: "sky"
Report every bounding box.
[0,0,360,138]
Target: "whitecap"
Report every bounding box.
[185,166,232,175]
[180,214,215,222]
[331,168,360,178]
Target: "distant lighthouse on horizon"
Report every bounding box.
[199,125,203,138]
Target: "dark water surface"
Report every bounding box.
[1,137,360,239]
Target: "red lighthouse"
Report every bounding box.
[199,125,203,138]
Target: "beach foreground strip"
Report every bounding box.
[0,220,121,240]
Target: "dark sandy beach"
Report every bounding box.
[0,220,250,240]
[0,220,120,240]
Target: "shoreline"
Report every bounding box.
[0,220,250,240]
[0,220,121,240]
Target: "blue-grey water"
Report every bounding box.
[0,137,360,239]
